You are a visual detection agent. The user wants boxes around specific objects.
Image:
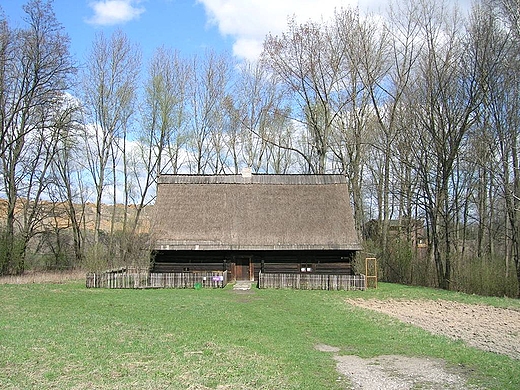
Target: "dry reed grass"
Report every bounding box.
[0,270,85,285]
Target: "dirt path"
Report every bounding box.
[316,343,477,390]
[315,299,519,389]
[333,354,476,390]
[346,298,520,360]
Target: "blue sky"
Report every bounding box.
[1,0,388,64]
[2,0,473,64]
[1,1,230,62]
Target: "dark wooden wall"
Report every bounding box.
[151,249,356,280]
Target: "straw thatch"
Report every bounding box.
[152,174,361,252]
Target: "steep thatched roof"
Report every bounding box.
[152,174,362,251]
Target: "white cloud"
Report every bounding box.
[197,0,474,62]
[232,37,264,63]
[87,0,145,26]
[197,0,359,61]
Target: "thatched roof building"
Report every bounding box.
[151,173,362,281]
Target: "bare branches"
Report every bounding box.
[0,0,76,274]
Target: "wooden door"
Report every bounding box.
[235,257,253,280]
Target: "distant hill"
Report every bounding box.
[0,198,152,235]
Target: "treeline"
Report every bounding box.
[1,0,519,297]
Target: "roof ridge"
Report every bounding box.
[157,174,347,185]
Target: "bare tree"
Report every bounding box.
[499,0,520,39]
[81,29,140,262]
[354,0,424,281]
[485,0,520,296]
[0,10,12,157]
[115,47,193,266]
[327,8,374,232]
[406,1,486,289]
[187,50,231,174]
[262,17,341,173]
[142,47,190,176]
[0,0,75,274]
[49,102,87,268]
[228,61,292,173]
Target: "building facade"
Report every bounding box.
[151,173,362,281]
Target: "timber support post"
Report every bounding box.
[365,257,377,289]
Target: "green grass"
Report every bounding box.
[0,281,518,389]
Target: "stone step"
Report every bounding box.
[233,281,252,290]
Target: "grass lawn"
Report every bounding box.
[0,281,519,389]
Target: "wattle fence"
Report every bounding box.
[258,272,366,290]
[86,269,228,289]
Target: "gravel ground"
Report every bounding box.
[333,354,476,390]
[315,298,520,389]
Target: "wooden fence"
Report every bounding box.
[86,270,228,289]
[86,269,365,290]
[258,272,366,290]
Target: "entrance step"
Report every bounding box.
[233,281,252,291]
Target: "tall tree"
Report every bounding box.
[489,0,520,295]
[0,0,75,274]
[328,8,373,232]
[262,17,341,173]
[187,50,231,174]
[49,101,86,267]
[142,47,190,176]
[407,1,484,289]
[81,29,140,259]
[230,61,291,173]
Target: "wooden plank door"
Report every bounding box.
[235,257,253,280]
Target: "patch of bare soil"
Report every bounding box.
[315,344,475,389]
[315,299,519,389]
[346,299,520,360]
[333,354,475,390]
